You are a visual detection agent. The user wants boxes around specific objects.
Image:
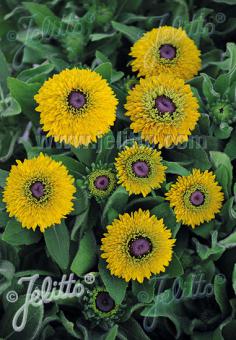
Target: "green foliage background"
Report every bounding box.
[0,0,236,339]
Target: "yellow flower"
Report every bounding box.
[101,209,175,283]
[35,68,118,147]
[3,154,76,232]
[130,26,201,80]
[115,142,166,196]
[166,169,224,228]
[125,74,199,148]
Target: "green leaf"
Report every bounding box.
[191,220,216,239]
[210,151,233,198]
[215,72,231,94]
[98,259,127,305]
[102,186,129,226]
[0,295,44,339]
[225,130,236,160]
[120,317,151,340]
[214,274,230,315]
[7,77,41,124]
[51,155,85,179]
[95,62,112,81]
[2,219,41,246]
[126,196,165,212]
[71,208,89,241]
[0,239,19,268]
[71,231,97,276]
[132,279,156,303]
[111,70,124,83]
[95,50,110,63]
[0,131,20,163]
[58,311,81,339]
[219,231,236,248]
[122,0,142,11]
[215,42,236,71]
[90,32,116,42]
[71,146,97,167]
[20,40,65,69]
[106,208,119,225]
[151,203,179,237]
[201,49,222,70]
[215,164,232,199]
[0,211,10,227]
[170,140,211,171]
[163,161,190,176]
[0,49,10,94]
[94,52,124,84]
[141,289,189,338]
[198,113,211,135]
[15,270,56,278]
[111,21,144,42]
[0,169,8,187]
[222,320,236,339]
[164,253,184,278]
[232,264,236,294]
[220,197,236,228]
[17,63,55,83]
[23,2,62,32]
[214,124,233,140]
[44,221,70,270]
[193,232,225,261]
[201,73,220,105]
[0,97,21,117]
[104,325,118,340]
[0,260,15,294]
[0,260,15,281]
[226,42,236,69]
[72,183,89,216]
[212,0,236,4]
[96,131,115,163]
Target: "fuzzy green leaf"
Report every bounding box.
[102,186,129,226]
[0,49,10,94]
[44,221,70,270]
[0,295,44,339]
[95,62,112,81]
[98,258,128,304]
[164,161,190,176]
[2,219,41,246]
[23,2,62,31]
[71,231,97,276]
[111,21,144,42]
[210,151,233,198]
[0,169,8,187]
[7,77,41,124]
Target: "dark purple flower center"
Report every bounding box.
[155,96,176,114]
[95,292,115,313]
[68,90,86,109]
[30,181,45,199]
[132,161,149,178]
[129,237,152,258]
[159,44,176,60]
[94,175,110,190]
[190,190,205,206]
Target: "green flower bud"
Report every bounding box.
[62,32,85,62]
[95,6,113,26]
[210,100,234,123]
[125,76,138,92]
[82,286,125,329]
[82,162,117,203]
